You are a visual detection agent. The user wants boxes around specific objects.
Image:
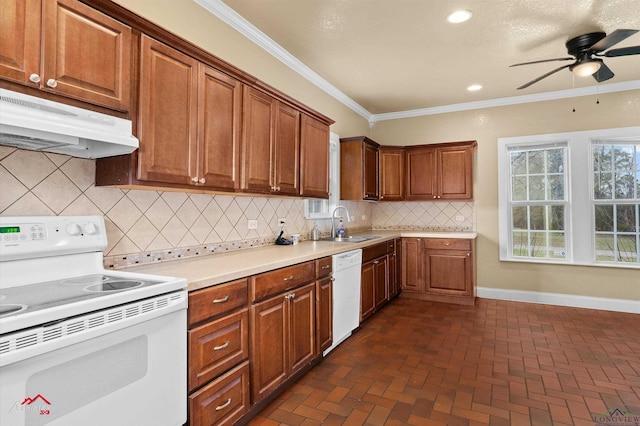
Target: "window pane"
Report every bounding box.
[549,232,566,258]
[594,172,613,199]
[616,204,637,232]
[528,151,544,173]
[528,175,545,200]
[512,176,527,201]
[546,148,564,173]
[511,151,526,175]
[615,171,634,199]
[512,231,529,256]
[530,206,546,230]
[549,205,564,230]
[593,145,613,172]
[595,205,614,232]
[595,234,615,261]
[512,206,527,229]
[617,235,638,263]
[530,232,547,257]
[548,175,564,200]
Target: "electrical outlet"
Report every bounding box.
[248,219,258,229]
[278,218,286,226]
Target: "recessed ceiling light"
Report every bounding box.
[467,84,482,91]
[447,10,472,24]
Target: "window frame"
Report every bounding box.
[498,126,640,269]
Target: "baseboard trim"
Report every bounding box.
[477,287,640,314]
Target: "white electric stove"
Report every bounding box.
[0,215,188,426]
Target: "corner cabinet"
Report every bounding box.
[340,136,380,201]
[401,237,476,305]
[1,0,131,112]
[406,141,476,200]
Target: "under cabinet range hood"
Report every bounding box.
[0,88,138,159]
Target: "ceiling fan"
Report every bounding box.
[511,29,640,89]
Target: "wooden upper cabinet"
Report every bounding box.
[300,115,330,198]
[1,0,132,112]
[340,136,380,201]
[241,86,301,195]
[198,65,242,191]
[379,147,405,201]
[138,35,198,184]
[406,141,475,200]
[0,0,41,85]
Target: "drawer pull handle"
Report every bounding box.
[212,296,229,304]
[283,275,294,281]
[373,260,379,264]
[215,398,232,411]
[213,341,230,351]
[321,265,330,269]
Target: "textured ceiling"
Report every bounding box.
[220,0,640,114]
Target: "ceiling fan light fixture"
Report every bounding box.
[447,10,472,24]
[571,60,601,77]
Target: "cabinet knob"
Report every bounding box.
[29,73,41,83]
[467,252,470,257]
[199,177,206,184]
[46,78,58,88]
[191,177,198,183]
[215,398,232,411]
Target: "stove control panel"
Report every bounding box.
[0,216,108,261]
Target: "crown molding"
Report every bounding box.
[195,0,639,125]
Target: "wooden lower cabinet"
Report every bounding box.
[315,256,333,353]
[388,238,402,299]
[188,361,250,426]
[250,282,315,403]
[401,237,476,305]
[361,240,395,322]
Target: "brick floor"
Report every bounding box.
[249,298,640,425]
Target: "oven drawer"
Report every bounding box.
[189,360,250,426]
[188,309,249,392]
[188,279,248,326]
[423,238,472,251]
[250,261,315,302]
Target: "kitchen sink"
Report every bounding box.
[320,235,381,243]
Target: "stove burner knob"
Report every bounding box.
[84,223,98,235]
[66,223,81,236]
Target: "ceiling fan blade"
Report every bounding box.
[593,62,614,82]
[599,45,640,57]
[510,57,574,67]
[517,64,572,89]
[590,29,639,52]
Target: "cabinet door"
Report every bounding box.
[360,261,376,322]
[405,148,436,200]
[289,283,315,373]
[42,0,131,111]
[373,256,388,311]
[394,238,403,297]
[198,65,242,191]
[437,145,473,199]
[380,148,404,201]
[401,238,423,292]
[363,143,379,200]
[0,0,40,85]
[300,115,330,198]
[316,276,333,353]
[250,294,288,402]
[241,86,275,193]
[138,36,198,184]
[273,101,300,195]
[424,249,473,297]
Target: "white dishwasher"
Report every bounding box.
[324,248,362,356]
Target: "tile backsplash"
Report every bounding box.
[1,147,474,268]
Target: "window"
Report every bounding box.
[498,126,640,268]
[303,132,340,219]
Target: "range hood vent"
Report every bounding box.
[0,89,138,159]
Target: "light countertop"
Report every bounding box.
[124,230,477,292]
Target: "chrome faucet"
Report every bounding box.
[331,206,352,238]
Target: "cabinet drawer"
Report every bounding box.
[363,242,389,263]
[423,238,472,251]
[315,256,332,278]
[188,309,249,392]
[188,361,250,426]
[188,279,248,326]
[250,261,315,302]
